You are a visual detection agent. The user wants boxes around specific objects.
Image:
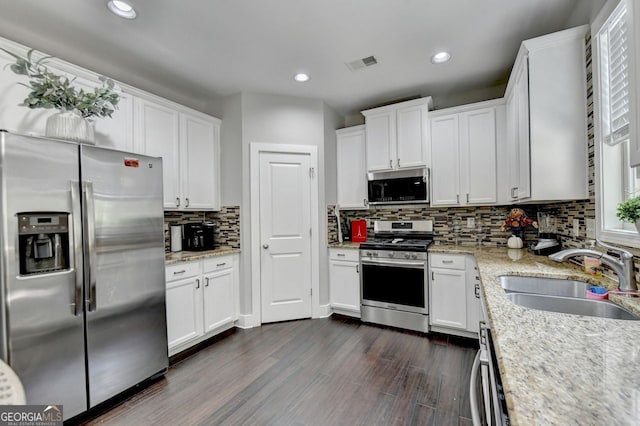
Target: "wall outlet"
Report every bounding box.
[467,217,475,228]
[572,219,580,237]
[586,219,596,239]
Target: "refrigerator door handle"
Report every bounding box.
[71,181,83,316]
[83,181,98,312]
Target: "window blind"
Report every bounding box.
[600,2,630,146]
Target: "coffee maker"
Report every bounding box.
[18,213,70,275]
[532,210,561,255]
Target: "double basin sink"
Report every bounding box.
[499,275,639,320]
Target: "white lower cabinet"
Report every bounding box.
[329,248,360,317]
[429,253,480,338]
[165,254,238,356]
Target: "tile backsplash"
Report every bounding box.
[164,206,240,252]
[329,204,545,247]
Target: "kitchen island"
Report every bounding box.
[431,245,640,425]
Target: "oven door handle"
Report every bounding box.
[470,350,483,426]
[360,259,425,268]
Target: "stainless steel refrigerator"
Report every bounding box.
[0,131,168,420]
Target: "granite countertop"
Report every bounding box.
[328,241,361,249]
[165,248,240,265]
[430,245,640,425]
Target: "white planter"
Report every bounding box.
[45,111,95,144]
[635,221,640,234]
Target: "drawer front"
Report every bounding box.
[329,248,359,262]
[203,255,234,273]
[430,253,465,270]
[166,261,201,283]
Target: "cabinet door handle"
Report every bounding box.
[216,262,227,267]
[364,198,368,206]
[205,277,209,287]
[185,197,190,207]
[173,270,186,275]
[397,158,400,168]
[389,159,393,168]
[466,193,470,203]
[431,271,435,281]
[511,187,518,199]
[337,253,345,257]
[356,264,359,273]
[456,194,460,204]
[176,197,180,207]
[474,283,480,298]
[442,260,454,264]
[195,278,200,289]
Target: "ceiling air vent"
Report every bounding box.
[346,55,378,71]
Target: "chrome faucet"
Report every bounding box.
[549,240,637,292]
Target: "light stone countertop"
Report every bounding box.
[430,244,640,425]
[165,248,240,265]
[328,242,361,249]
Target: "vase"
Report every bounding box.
[45,110,95,144]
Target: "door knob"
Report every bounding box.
[262,244,269,249]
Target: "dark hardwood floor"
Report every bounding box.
[85,316,478,426]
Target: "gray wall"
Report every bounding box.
[224,92,343,318]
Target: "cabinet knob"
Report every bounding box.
[364,198,368,206]
[262,244,269,249]
[510,187,518,199]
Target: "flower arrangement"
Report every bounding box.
[1,48,119,119]
[616,196,640,224]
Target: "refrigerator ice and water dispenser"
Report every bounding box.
[18,213,70,275]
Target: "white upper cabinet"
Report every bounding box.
[505,25,589,202]
[0,37,221,211]
[396,102,429,169]
[134,98,181,208]
[180,113,220,210]
[430,101,502,206]
[363,110,395,172]
[362,97,432,173]
[336,125,368,209]
[0,50,134,152]
[430,114,461,205]
[134,98,220,211]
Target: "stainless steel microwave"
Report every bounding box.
[367,167,429,205]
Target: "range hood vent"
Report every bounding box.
[346,55,378,71]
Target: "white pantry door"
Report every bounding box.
[259,151,312,323]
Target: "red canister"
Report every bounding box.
[351,220,367,242]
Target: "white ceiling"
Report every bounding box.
[0,0,605,117]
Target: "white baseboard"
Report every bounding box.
[235,314,259,329]
[317,303,332,318]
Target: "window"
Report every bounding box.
[595,0,640,247]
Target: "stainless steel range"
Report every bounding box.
[359,220,433,333]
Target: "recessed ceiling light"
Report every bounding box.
[431,51,451,64]
[293,73,310,83]
[107,0,137,19]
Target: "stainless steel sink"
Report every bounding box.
[499,275,591,298]
[499,275,639,320]
[505,293,638,320]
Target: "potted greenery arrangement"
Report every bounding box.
[616,196,640,232]
[1,48,120,143]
